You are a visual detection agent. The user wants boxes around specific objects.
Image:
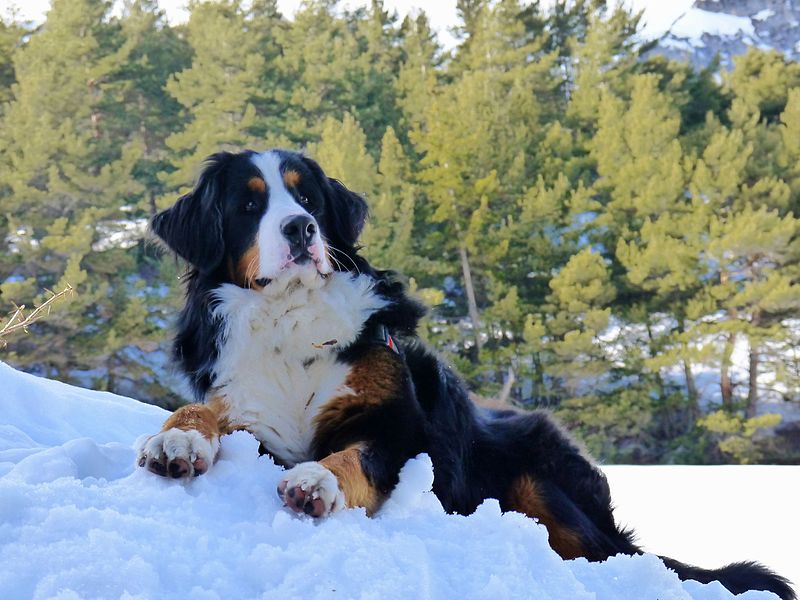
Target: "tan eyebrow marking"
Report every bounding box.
[283,169,301,188]
[247,176,266,194]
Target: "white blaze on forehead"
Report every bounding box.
[250,151,298,208]
[249,151,330,279]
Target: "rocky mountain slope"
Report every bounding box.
[649,0,800,69]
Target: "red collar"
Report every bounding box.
[373,324,400,355]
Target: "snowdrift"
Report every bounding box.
[0,361,792,599]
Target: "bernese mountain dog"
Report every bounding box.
[139,149,793,600]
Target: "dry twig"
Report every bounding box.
[0,284,75,347]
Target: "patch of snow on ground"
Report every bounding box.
[605,465,799,598]
[0,362,795,599]
[92,218,149,252]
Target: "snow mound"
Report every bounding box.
[0,362,786,599]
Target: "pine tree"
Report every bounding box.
[591,74,705,421]
[0,18,21,108]
[699,92,800,417]
[455,0,488,40]
[563,2,642,129]
[778,88,800,204]
[536,247,616,395]
[395,13,441,137]
[727,48,800,122]
[0,0,154,384]
[591,74,685,235]
[243,0,288,144]
[0,18,23,277]
[414,0,553,364]
[359,126,413,269]
[351,0,403,146]
[162,0,267,191]
[353,124,439,280]
[274,0,401,151]
[306,112,378,198]
[105,0,191,216]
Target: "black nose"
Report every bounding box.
[281,214,317,252]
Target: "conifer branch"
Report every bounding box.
[0,284,75,347]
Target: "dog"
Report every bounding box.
[139,149,794,600]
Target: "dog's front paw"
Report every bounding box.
[136,428,219,479]
[277,462,345,518]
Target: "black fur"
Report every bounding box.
[153,150,794,600]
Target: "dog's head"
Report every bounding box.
[152,150,368,289]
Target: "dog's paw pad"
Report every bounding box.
[278,462,345,518]
[136,428,218,479]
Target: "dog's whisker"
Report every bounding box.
[244,254,259,288]
[324,240,360,275]
[325,247,345,272]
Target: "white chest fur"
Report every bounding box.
[209,271,387,466]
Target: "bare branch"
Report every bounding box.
[0,284,75,347]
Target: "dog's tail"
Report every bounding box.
[660,556,795,600]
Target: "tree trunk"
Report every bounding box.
[675,318,698,423]
[645,321,666,401]
[684,357,699,423]
[720,331,736,410]
[458,243,483,353]
[745,308,763,419]
[497,366,515,405]
[148,191,158,219]
[747,342,759,419]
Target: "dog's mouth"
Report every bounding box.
[253,255,330,289]
[290,252,313,266]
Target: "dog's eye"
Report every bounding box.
[298,195,309,206]
[244,200,259,212]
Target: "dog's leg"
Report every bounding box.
[506,475,587,559]
[277,346,424,518]
[137,396,230,479]
[277,444,382,518]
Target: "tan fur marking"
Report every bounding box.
[320,444,381,514]
[283,169,301,188]
[160,396,232,442]
[314,348,401,436]
[235,243,261,288]
[507,475,585,560]
[247,176,266,194]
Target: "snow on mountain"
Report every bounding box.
[0,361,796,599]
[648,0,800,69]
[671,8,755,43]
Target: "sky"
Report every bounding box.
[0,0,697,47]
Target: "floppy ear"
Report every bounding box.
[151,153,230,271]
[299,154,369,248]
[326,178,369,248]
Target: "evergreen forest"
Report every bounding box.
[1,0,799,464]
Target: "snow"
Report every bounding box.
[670,9,755,48]
[661,37,696,52]
[92,218,149,252]
[605,465,800,596]
[623,0,696,41]
[753,9,776,22]
[596,314,800,420]
[0,361,796,599]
